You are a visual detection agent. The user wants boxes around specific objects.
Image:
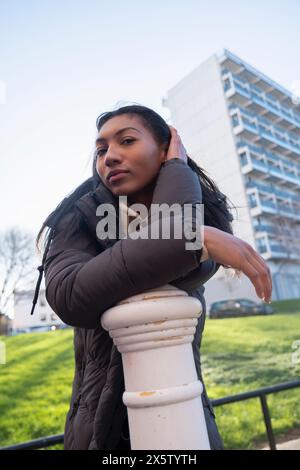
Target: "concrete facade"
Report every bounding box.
[163,49,300,309]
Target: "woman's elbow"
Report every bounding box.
[45,283,101,330]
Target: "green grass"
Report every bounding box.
[0,298,299,449]
[0,329,74,449]
[201,298,300,449]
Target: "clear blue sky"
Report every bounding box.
[1,0,299,236]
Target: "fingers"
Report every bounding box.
[203,213,273,303]
[169,126,187,150]
[169,125,180,140]
[167,125,188,163]
[227,237,272,303]
[250,254,272,302]
[169,125,181,141]
[245,246,272,302]
[241,257,267,301]
[241,249,272,303]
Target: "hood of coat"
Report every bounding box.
[74,181,120,248]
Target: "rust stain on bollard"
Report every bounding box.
[139,391,156,396]
[154,336,183,341]
[142,295,164,301]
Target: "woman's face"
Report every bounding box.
[95,115,167,201]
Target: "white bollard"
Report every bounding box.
[101,284,210,450]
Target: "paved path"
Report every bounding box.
[262,438,300,450]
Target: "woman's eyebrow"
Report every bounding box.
[95,127,142,145]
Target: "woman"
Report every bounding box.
[33,104,272,450]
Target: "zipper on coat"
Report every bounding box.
[69,394,82,421]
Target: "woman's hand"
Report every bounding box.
[164,125,188,164]
[204,226,273,303]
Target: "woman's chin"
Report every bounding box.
[109,184,137,196]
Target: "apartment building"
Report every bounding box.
[162,49,300,305]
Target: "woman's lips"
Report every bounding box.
[108,171,130,183]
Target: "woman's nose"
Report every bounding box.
[104,147,123,166]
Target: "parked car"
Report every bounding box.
[11,325,61,335]
[209,298,274,319]
[30,325,56,333]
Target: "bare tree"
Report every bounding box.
[0,227,36,316]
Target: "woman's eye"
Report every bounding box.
[96,139,135,157]
[122,138,135,145]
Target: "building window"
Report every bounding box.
[40,314,47,322]
[239,152,248,166]
[248,193,258,208]
[257,237,268,253]
[224,78,231,92]
[231,113,240,127]
[51,313,57,322]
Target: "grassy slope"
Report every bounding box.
[0,329,74,449]
[0,299,299,449]
[202,299,300,448]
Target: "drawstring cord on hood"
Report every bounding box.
[30,227,56,316]
[29,183,96,317]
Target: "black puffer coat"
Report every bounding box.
[44,159,224,450]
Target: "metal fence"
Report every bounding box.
[211,379,300,450]
[1,379,300,451]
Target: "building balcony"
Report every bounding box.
[253,223,276,236]
[246,180,300,205]
[247,188,300,221]
[229,105,300,157]
[219,49,300,119]
[238,143,300,189]
[255,233,300,261]
[223,71,300,134]
[253,222,300,242]
[238,140,300,172]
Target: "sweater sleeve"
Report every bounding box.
[44,159,204,329]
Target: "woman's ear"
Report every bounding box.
[159,143,168,164]
[159,152,167,164]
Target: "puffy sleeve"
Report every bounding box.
[44,159,205,329]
